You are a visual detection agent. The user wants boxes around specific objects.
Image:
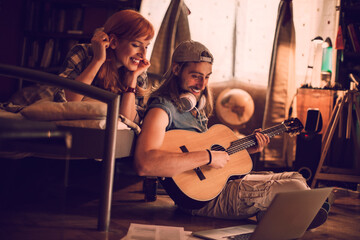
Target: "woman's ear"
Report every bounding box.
[109,34,117,50]
[172,63,181,76]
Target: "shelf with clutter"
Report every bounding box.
[20,0,141,75]
[335,0,360,90]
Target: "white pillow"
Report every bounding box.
[53,119,130,130]
[0,109,25,120]
[21,101,107,121]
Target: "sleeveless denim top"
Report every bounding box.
[147,97,208,133]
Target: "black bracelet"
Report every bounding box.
[124,86,136,93]
[206,149,212,165]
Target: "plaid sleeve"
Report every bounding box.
[137,71,148,89]
[58,44,93,80]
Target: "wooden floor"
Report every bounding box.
[0,157,359,240]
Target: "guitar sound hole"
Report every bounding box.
[211,144,225,151]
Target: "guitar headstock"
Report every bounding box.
[282,118,304,137]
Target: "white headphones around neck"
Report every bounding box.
[179,92,206,112]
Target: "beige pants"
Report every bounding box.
[189,171,310,219]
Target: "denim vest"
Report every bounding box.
[147,97,208,133]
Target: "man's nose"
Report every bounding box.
[197,77,206,88]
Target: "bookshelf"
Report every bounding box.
[336,0,360,89]
[20,0,141,77]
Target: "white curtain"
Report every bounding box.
[141,0,339,88]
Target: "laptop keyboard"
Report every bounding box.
[226,232,252,240]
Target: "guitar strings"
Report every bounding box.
[215,124,287,155]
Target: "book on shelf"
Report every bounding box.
[57,9,66,33]
[347,23,360,53]
[27,40,40,68]
[25,1,35,31]
[50,39,61,68]
[66,7,84,34]
[42,2,53,32]
[26,1,85,34]
[40,39,55,69]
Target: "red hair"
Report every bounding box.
[104,9,154,41]
[97,10,154,95]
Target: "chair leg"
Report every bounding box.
[143,177,158,202]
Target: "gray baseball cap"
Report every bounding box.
[172,40,214,64]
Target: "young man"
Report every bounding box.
[134,40,328,227]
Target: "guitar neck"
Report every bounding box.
[225,123,287,155]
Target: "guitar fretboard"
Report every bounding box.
[211,124,287,155]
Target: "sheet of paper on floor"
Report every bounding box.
[121,223,194,240]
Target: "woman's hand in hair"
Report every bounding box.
[91,28,109,65]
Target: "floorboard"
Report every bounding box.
[0,157,359,240]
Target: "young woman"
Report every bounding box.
[59,9,155,123]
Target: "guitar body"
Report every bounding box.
[160,124,253,209]
[158,118,303,209]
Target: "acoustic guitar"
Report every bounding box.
[159,118,303,209]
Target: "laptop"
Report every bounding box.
[192,187,333,240]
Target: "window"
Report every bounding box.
[141,0,338,87]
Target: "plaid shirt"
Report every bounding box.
[59,44,94,82]
[59,43,147,89]
[58,44,148,112]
